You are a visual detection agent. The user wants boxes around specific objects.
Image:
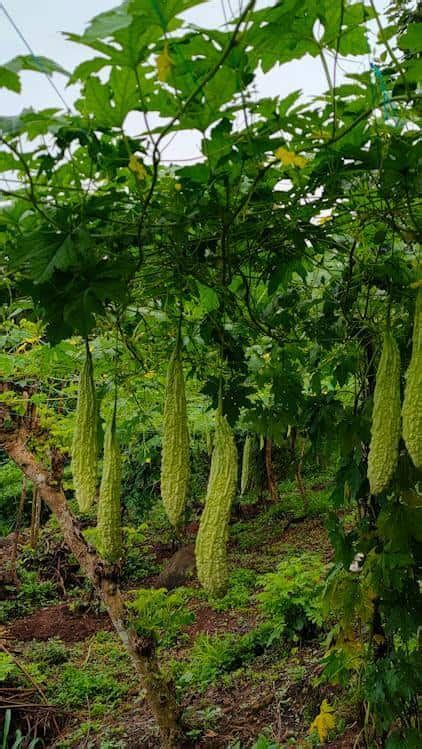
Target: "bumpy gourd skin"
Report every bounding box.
[161,347,190,528]
[402,288,422,469]
[195,408,238,596]
[240,434,252,496]
[71,349,98,512]
[97,411,122,562]
[367,332,401,495]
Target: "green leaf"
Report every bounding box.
[0,653,14,682]
[399,24,422,52]
[82,5,132,41]
[68,57,110,85]
[0,66,20,92]
[196,281,220,312]
[5,55,69,77]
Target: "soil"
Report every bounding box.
[4,603,112,643]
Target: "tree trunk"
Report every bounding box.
[1,432,187,749]
[265,437,279,503]
[290,427,308,512]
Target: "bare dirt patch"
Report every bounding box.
[5,603,112,643]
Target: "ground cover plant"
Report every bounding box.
[0,0,421,747]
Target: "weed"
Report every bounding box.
[26,638,69,666]
[0,569,58,623]
[127,587,194,647]
[257,552,326,642]
[209,568,257,611]
[51,663,129,711]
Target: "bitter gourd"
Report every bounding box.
[71,346,98,513]
[402,288,422,469]
[195,407,238,596]
[97,408,122,562]
[240,434,253,496]
[367,331,401,495]
[160,345,190,527]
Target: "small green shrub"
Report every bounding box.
[26,637,69,666]
[128,587,194,647]
[121,525,160,582]
[52,663,129,710]
[0,570,58,623]
[0,460,28,535]
[174,623,275,691]
[176,632,240,688]
[210,568,257,611]
[257,552,326,642]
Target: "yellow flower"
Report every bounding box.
[309,700,336,743]
[275,146,307,168]
[128,154,147,180]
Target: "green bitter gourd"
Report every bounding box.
[71,346,98,512]
[97,408,122,562]
[367,331,401,495]
[195,407,238,596]
[160,345,190,528]
[240,434,253,496]
[402,288,422,469]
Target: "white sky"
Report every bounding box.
[0,0,387,161]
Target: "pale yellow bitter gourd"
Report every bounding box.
[240,434,253,496]
[71,346,98,513]
[160,345,190,528]
[367,331,401,495]
[97,408,122,562]
[402,288,422,469]
[195,407,238,596]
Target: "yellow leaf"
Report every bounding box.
[157,43,173,82]
[128,154,147,180]
[275,146,307,168]
[309,700,336,744]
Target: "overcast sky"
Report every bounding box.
[0,0,387,161]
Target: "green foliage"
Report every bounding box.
[1,0,421,743]
[0,459,26,535]
[175,632,242,689]
[121,525,160,583]
[1,710,42,749]
[209,568,257,612]
[0,652,14,682]
[257,553,326,642]
[52,663,128,711]
[0,570,58,623]
[128,587,194,647]
[26,637,69,666]
[362,649,422,745]
[49,632,131,714]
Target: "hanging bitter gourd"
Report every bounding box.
[71,345,98,513]
[97,408,122,562]
[402,288,422,469]
[240,434,253,496]
[195,407,238,596]
[160,345,190,528]
[367,331,401,495]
